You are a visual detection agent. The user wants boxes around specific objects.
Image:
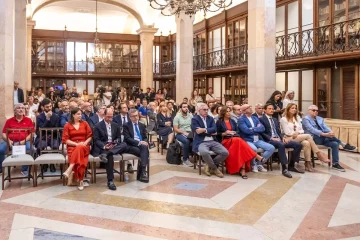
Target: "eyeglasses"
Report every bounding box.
[200,108,209,111]
[311,109,319,112]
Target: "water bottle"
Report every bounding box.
[125,173,129,183]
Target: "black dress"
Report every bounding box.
[156,113,173,142]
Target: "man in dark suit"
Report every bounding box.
[259,103,303,178]
[92,108,129,190]
[14,81,25,104]
[192,103,228,177]
[88,105,106,129]
[35,98,60,172]
[59,83,67,99]
[113,102,130,127]
[123,109,149,183]
[81,101,94,122]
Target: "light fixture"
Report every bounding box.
[148,0,232,17]
[87,0,112,65]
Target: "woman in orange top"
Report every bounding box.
[62,107,92,190]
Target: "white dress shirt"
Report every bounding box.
[14,89,19,104]
[266,114,279,138]
[247,116,255,128]
[280,116,304,136]
[201,116,213,141]
[105,121,112,142]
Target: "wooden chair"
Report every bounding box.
[1,128,35,190]
[90,154,122,183]
[119,153,145,182]
[193,151,224,175]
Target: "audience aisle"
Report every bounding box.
[1,149,360,240]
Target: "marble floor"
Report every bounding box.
[1,149,360,240]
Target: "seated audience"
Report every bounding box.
[210,104,220,119]
[113,102,130,127]
[167,102,177,119]
[252,103,264,118]
[238,104,275,173]
[157,104,174,149]
[28,96,38,120]
[173,103,193,167]
[282,90,295,109]
[302,105,356,172]
[146,102,157,134]
[123,109,149,183]
[70,87,79,98]
[216,107,264,179]
[266,91,283,120]
[192,103,229,178]
[280,103,330,172]
[205,87,218,105]
[138,99,149,119]
[62,108,92,191]
[88,105,106,129]
[232,105,242,122]
[0,104,34,175]
[82,101,94,122]
[60,101,78,127]
[259,103,303,178]
[92,108,129,190]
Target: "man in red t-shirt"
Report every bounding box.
[0,103,34,175]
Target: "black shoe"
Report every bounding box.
[288,167,305,174]
[107,181,117,190]
[99,153,108,163]
[282,169,292,178]
[50,164,56,172]
[332,163,346,172]
[42,164,48,172]
[343,144,357,152]
[127,164,134,174]
[139,167,149,183]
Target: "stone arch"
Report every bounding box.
[32,0,144,27]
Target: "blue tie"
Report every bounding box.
[135,123,142,141]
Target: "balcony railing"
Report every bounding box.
[153,60,176,76]
[276,18,360,60]
[32,60,141,75]
[193,44,248,71]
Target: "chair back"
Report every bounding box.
[38,127,64,156]
[5,128,34,157]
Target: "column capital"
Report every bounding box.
[136,27,158,36]
[27,19,36,28]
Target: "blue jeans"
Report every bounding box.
[176,134,191,160]
[313,136,341,164]
[246,140,275,167]
[0,141,31,172]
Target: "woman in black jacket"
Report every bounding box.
[266,90,283,120]
[156,104,174,149]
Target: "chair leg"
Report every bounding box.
[193,155,197,170]
[90,162,94,184]
[2,167,5,190]
[199,156,202,175]
[28,166,31,181]
[270,157,273,171]
[311,152,315,168]
[157,139,160,153]
[120,160,124,182]
[41,164,44,179]
[8,167,11,182]
[33,165,37,187]
[93,162,97,184]
[328,149,331,167]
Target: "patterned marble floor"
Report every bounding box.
[1,149,360,240]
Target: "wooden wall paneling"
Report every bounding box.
[299,70,303,111]
[340,66,344,119]
[313,68,317,105]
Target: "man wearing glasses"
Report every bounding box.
[252,103,264,119]
[302,105,356,172]
[192,103,229,177]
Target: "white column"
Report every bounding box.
[27,20,35,92]
[175,12,194,103]
[0,0,15,126]
[15,0,27,96]
[137,27,158,91]
[247,0,276,106]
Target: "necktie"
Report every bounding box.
[123,116,126,124]
[135,123,142,141]
[270,117,279,138]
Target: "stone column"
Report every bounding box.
[27,20,35,92]
[0,0,15,125]
[247,0,276,106]
[15,0,27,97]
[137,27,158,91]
[175,12,194,103]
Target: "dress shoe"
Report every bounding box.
[204,164,211,176]
[107,181,117,190]
[288,167,305,174]
[282,169,292,178]
[139,168,149,183]
[127,163,134,174]
[99,153,108,163]
[214,169,224,178]
[50,164,56,172]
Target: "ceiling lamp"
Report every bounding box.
[87,0,112,65]
[148,0,232,17]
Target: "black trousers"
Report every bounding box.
[101,142,129,181]
[269,140,302,167]
[126,144,149,168]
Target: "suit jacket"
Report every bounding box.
[88,114,101,129]
[216,119,239,142]
[60,113,70,127]
[123,121,148,147]
[302,115,331,137]
[82,112,94,122]
[35,112,60,144]
[16,88,25,103]
[259,115,283,142]
[191,114,217,152]
[91,120,122,157]
[252,113,263,119]
[238,114,265,142]
[113,114,130,127]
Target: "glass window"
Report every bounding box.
[88,80,95,95]
[208,31,213,52]
[239,19,246,45]
[276,6,285,37]
[318,0,330,26]
[66,42,74,72]
[213,28,221,51]
[75,42,87,72]
[221,26,226,49]
[75,80,86,94]
[302,70,314,113]
[87,43,95,72]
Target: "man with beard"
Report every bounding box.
[173,103,193,167]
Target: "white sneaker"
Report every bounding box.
[258,165,267,172]
[182,160,194,167]
[252,166,258,173]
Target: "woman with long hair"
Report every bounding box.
[82,90,89,101]
[155,89,164,101]
[189,89,203,113]
[156,104,174,149]
[119,87,127,102]
[280,103,330,172]
[282,90,295,109]
[62,107,92,190]
[216,107,264,178]
[266,90,283,120]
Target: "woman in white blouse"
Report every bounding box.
[282,90,295,109]
[280,103,330,172]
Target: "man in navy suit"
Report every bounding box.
[81,101,94,122]
[113,102,130,127]
[192,103,228,177]
[302,105,356,172]
[88,105,106,129]
[260,103,303,178]
[60,101,78,127]
[238,104,275,173]
[35,98,60,173]
[92,108,129,190]
[123,109,149,183]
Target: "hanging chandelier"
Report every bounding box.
[148,0,232,17]
[87,0,112,65]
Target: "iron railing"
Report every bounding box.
[31,60,141,75]
[193,44,247,71]
[153,60,176,75]
[276,17,360,60]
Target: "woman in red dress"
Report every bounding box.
[62,107,92,190]
[216,107,264,179]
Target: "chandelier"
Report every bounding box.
[148,0,232,17]
[87,0,112,65]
